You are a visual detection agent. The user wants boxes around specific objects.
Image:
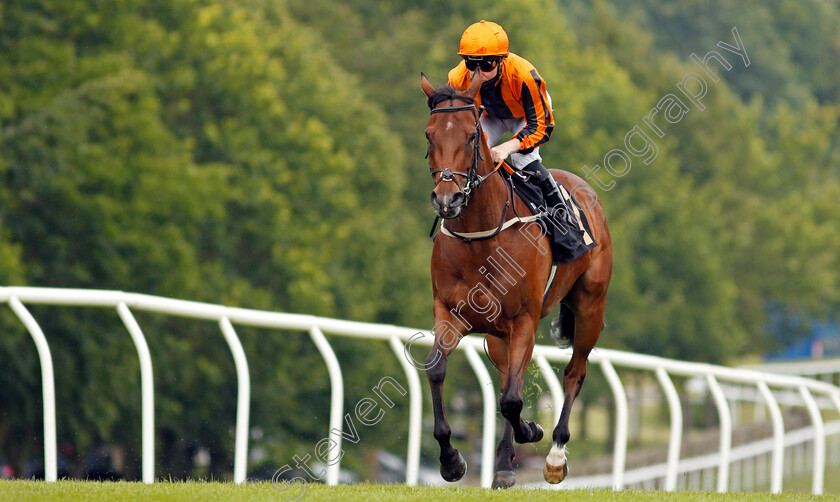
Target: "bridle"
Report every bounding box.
[427,103,500,205]
[427,101,515,242]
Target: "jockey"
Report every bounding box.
[448,20,565,212]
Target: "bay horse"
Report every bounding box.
[420,72,612,489]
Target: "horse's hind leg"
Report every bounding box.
[544,287,607,484]
[493,422,517,489]
[486,336,517,489]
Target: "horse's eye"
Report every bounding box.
[425,131,433,144]
[468,132,478,144]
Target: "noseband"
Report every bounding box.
[428,103,494,205]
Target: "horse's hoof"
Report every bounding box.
[515,422,544,444]
[543,461,568,484]
[492,470,516,489]
[440,451,467,482]
[532,423,544,442]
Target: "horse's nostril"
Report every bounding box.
[451,192,465,207]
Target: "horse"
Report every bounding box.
[420,72,613,489]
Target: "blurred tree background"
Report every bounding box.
[1,0,838,482]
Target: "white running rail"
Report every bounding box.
[2,287,839,493]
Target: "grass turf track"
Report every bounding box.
[0,481,837,502]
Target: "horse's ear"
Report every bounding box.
[466,69,481,99]
[421,72,436,98]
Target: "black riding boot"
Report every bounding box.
[521,159,586,261]
[522,160,565,211]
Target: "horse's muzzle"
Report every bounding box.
[431,191,465,219]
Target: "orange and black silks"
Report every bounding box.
[448,53,554,153]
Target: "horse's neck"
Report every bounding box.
[445,161,508,234]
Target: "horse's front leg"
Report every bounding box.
[426,302,468,482]
[499,316,544,445]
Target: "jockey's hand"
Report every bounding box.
[490,138,522,164]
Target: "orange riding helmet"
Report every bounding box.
[458,20,509,57]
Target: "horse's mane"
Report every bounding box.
[427,84,475,109]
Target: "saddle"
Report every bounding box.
[504,165,597,263]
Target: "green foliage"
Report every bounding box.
[0,0,423,479]
[581,0,840,105]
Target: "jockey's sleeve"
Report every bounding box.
[513,66,554,153]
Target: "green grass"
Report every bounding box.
[0,481,837,502]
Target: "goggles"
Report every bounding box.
[463,56,502,72]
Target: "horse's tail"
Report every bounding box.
[549,301,575,348]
